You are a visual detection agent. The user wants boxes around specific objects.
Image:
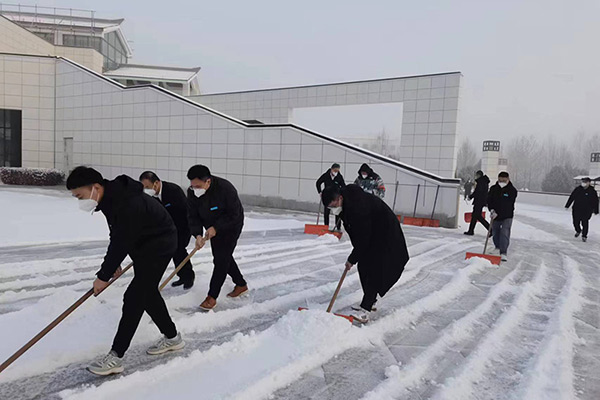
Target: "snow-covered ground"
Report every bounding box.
[0,187,599,400]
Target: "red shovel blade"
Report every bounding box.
[304,224,329,235]
[297,307,354,323]
[465,252,501,265]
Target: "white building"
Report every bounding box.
[0,8,462,227]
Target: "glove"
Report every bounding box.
[490,209,498,220]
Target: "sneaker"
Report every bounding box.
[351,307,371,324]
[199,296,217,311]
[147,332,185,355]
[487,247,500,255]
[575,232,581,238]
[352,300,377,313]
[227,285,248,298]
[87,351,124,376]
[463,231,475,236]
[583,236,587,242]
[171,278,194,290]
[501,253,508,262]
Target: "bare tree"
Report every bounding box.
[455,137,478,181]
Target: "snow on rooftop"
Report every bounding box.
[104,64,201,82]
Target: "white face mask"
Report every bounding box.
[331,171,338,177]
[498,182,508,188]
[581,182,590,188]
[78,186,98,214]
[144,188,157,196]
[193,188,206,198]
[329,206,342,215]
[361,173,368,179]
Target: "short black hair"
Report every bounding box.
[331,163,340,169]
[498,171,509,178]
[582,177,591,182]
[139,171,160,183]
[187,165,211,181]
[475,170,484,177]
[322,185,341,207]
[66,166,103,190]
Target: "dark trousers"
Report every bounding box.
[492,218,513,255]
[112,255,177,357]
[174,234,194,282]
[324,208,341,230]
[208,233,247,299]
[357,263,378,311]
[573,214,590,237]
[468,204,490,233]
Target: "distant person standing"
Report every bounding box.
[464,170,490,236]
[565,177,599,242]
[139,171,195,289]
[487,171,518,261]
[354,163,386,199]
[187,165,248,311]
[316,163,345,231]
[464,179,473,200]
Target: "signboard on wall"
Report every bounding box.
[483,141,500,152]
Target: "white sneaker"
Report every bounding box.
[87,350,124,376]
[147,332,185,355]
[351,307,371,323]
[352,301,377,312]
[501,254,508,262]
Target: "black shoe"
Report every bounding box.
[172,278,194,290]
[575,232,581,238]
[463,231,474,236]
[582,236,587,242]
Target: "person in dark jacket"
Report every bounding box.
[321,184,410,323]
[67,167,184,376]
[316,163,345,231]
[140,171,195,289]
[565,177,599,242]
[487,171,518,261]
[187,165,248,311]
[354,163,386,199]
[464,170,491,235]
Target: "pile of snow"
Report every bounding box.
[0,189,306,247]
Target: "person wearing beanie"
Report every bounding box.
[354,163,386,199]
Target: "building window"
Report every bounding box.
[0,109,22,167]
[33,32,55,44]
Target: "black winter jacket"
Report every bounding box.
[340,184,409,296]
[566,186,599,218]
[469,175,490,206]
[187,176,244,238]
[487,181,518,221]
[316,169,345,194]
[159,181,191,243]
[97,175,177,282]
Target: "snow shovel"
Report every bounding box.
[464,211,486,223]
[305,201,329,235]
[0,262,134,375]
[465,217,501,265]
[298,267,354,323]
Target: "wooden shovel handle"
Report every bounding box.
[326,267,349,313]
[159,247,198,291]
[0,261,133,375]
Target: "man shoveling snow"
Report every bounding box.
[321,184,410,323]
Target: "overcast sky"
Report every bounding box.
[17,0,600,148]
